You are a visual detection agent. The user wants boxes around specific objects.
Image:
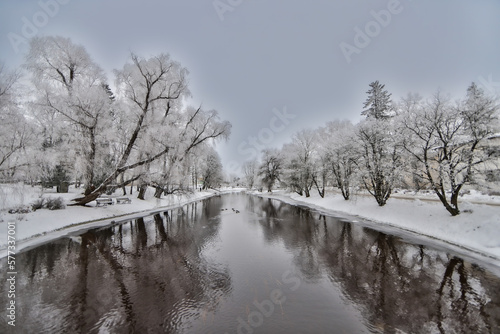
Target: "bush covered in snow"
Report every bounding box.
[46,197,66,210]
[31,198,45,211]
[30,197,66,211]
[8,205,31,214]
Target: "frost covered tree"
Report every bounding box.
[243,159,258,189]
[400,85,499,216]
[200,148,223,190]
[258,148,283,192]
[362,81,394,120]
[0,63,31,180]
[283,129,317,197]
[358,81,401,206]
[26,98,69,187]
[25,36,113,194]
[150,148,197,198]
[311,129,330,198]
[323,120,359,200]
[69,52,188,203]
[70,53,230,204]
[357,118,401,206]
[146,105,231,199]
[311,155,329,198]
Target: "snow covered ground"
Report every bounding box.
[253,189,500,264]
[0,184,246,257]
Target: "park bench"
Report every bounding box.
[96,198,113,206]
[116,197,131,204]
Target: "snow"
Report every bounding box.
[0,184,245,257]
[252,189,500,264]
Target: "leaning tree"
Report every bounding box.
[71,53,230,205]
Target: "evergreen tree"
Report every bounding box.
[362,81,393,119]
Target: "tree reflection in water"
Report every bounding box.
[0,197,231,333]
[0,194,499,333]
[250,198,500,333]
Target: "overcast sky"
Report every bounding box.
[1,0,499,175]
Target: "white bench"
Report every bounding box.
[116,197,131,204]
[96,198,113,206]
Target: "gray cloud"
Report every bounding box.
[1,0,499,171]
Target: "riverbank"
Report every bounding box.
[253,190,500,263]
[0,184,246,257]
[2,184,499,264]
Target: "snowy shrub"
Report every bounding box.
[29,197,66,211]
[31,198,45,211]
[45,197,66,210]
[8,205,31,214]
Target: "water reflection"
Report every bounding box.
[0,198,231,333]
[249,198,500,333]
[0,194,499,333]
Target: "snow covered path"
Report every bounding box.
[253,190,500,266]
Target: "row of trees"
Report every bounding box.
[248,81,499,216]
[0,36,230,205]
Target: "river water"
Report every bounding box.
[1,193,499,333]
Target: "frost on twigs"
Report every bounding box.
[30,196,66,211]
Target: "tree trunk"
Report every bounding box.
[84,184,96,196]
[313,177,325,198]
[340,186,350,200]
[84,186,93,196]
[375,194,387,206]
[450,185,462,215]
[119,173,126,196]
[137,183,148,200]
[84,128,97,196]
[154,186,163,199]
[434,189,460,216]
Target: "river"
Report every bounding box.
[1,193,499,333]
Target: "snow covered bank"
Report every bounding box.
[2,184,498,265]
[0,184,243,257]
[252,190,500,263]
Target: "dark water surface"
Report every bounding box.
[1,193,500,333]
